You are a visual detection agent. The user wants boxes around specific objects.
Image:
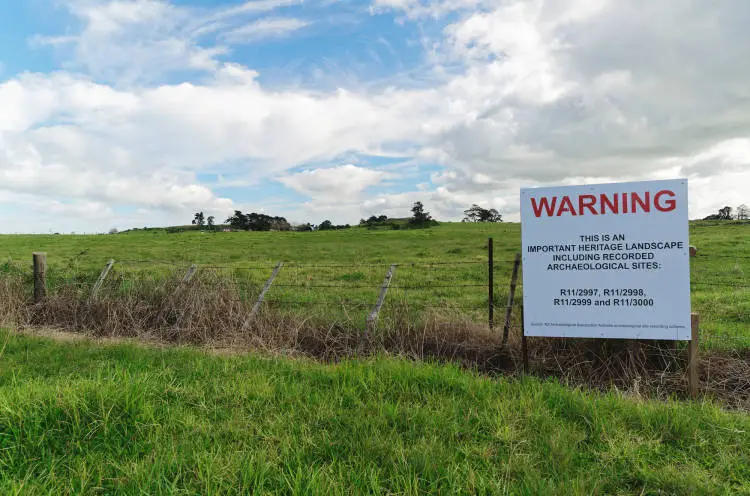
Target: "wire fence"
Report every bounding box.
[3,247,749,406]
[2,249,749,351]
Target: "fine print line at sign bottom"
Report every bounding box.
[530,322,687,329]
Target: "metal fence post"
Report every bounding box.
[488,238,494,330]
[367,264,396,332]
[33,252,47,303]
[182,264,198,283]
[502,253,521,346]
[90,259,115,301]
[242,262,283,329]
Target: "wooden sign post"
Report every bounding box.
[688,313,700,398]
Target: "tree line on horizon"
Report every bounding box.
[187,202,503,232]
[703,204,749,221]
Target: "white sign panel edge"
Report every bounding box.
[520,178,691,340]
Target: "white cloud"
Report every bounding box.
[359,185,513,222]
[0,190,234,234]
[406,1,750,214]
[278,164,391,199]
[0,67,421,226]
[35,0,309,84]
[222,17,310,44]
[210,0,302,18]
[4,0,750,231]
[57,0,220,83]
[0,73,234,213]
[28,35,79,47]
[371,0,486,19]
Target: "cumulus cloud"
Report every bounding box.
[3,0,750,231]
[52,0,220,83]
[278,164,392,199]
[408,0,750,219]
[35,0,306,84]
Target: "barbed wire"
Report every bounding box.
[6,255,750,308]
[270,283,380,289]
[691,254,750,260]
[49,282,92,289]
[13,276,750,292]
[264,300,372,307]
[394,261,505,267]
[690,282,750,289]
[391,284,488,289]
[109,259,190,267]
[78,259,520,270]
[180,261,509,270]
[196,265,279,270]
[269,283,489,289]
[383,303,483,311]
[690,272,747,279]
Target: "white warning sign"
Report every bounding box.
[520,179,691,340]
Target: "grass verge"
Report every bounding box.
[2,272,749,409]
[0,330,749,495]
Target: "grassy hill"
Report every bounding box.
[0,221,513,267]
[0,221,748,350]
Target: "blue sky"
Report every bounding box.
[0,1,56,74]
[1,0,750,232]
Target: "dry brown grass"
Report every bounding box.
[1,271,748,409]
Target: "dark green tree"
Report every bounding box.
[409,201,433,227]
[225,211,290,231]
[192,212,205,228]
[360,215,389,227]
[318,220,334,230]
[226,210,248,230]
[463,204,502,222]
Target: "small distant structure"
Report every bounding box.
[222,228,232,232]
[689,245,697,257]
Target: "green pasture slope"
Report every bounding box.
[0,222,516,267]
[0,330,748,494]
[1,221,749,349]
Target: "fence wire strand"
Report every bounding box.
[4,253,749,355]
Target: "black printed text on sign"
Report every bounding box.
[520,179,690,340]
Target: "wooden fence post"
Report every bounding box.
[242,262,283,329]
[688,313,700,398]
[367,264,396,332]
[488,238,494,330]
[33,252,47,303]
[502,253,521,346]
[90,259,115,301]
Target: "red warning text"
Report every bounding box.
[529,190,676,218]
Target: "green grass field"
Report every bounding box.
[1,221,748,349]
[1,330,748,495]
[1,225,748,493]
